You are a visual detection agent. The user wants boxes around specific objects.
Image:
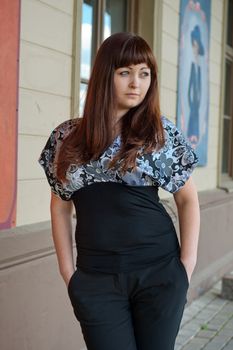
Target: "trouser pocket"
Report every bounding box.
[67,270,76,292]
[67,268,117,322]
[67,269,79,294]
[175,256,190,287]
[67,268,85,307]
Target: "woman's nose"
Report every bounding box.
[129,75,140,88]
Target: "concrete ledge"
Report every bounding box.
[189,250,233,303]
[0,221,54,270]
[0,220,76,270]
[161,188,233,303]
[221,271,233,300]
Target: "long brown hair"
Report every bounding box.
[57,32,165,182]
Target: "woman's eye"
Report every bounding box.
[118,70,150,77]
[141,72,150,77]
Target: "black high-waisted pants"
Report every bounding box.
[67,254,189,350]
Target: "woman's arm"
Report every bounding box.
[173,176,200,282]
[50,192,75,287]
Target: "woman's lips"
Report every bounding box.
[125,93,140,96]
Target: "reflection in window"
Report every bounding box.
[79,83,88,115]
[222,59,233,174]
[79,0,128,115]
[80,1,96,115]
[104,11,111,39]
[104,0,127,39]
[227,0,233,47]
[81,1,95,80]
[224,60,232,116]
[222,118,230,173]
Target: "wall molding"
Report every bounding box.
[0,221,76,270]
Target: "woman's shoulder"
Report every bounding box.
[38,117,81,173]
[51,117,81,141]
[38,117,81,201]
[161,115,177,132]
[141,115,199,193]
[160,115,187,143]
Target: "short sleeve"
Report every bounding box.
[150,116,199,193]
[38,118,78,201]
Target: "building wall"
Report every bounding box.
[17,0,74,226]
[17,0,225,225]
[1,1,233,350]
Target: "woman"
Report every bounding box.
[39,32,200,350]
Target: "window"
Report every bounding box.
[79,0,138,114]
[221,0,233,184]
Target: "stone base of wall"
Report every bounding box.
[221,272,233,300]
[0,221,85,350]
[1,189,233,349]
[163,189,233,304]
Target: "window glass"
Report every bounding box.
[79,83,88,115]
[81,1,96,80]
[79,0,128,115]
[224,59,232,116]
[104,0,127,39]
[227,0,233,47]
[222,59,233,175]
[222,118,230,173]
[221,1,233,179]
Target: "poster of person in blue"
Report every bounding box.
[177,0,211,166]
[188,25,205,146]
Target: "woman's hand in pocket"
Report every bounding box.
[180,257,196,284]
[63,270,75,288]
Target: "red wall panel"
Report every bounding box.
[0,0,20,228]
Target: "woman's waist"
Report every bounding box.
[76,244,181,273]
[75,219,177,250]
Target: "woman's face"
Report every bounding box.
[113,63,151,119]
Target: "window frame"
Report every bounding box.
[219,0,233,190]
[71,0,138,117]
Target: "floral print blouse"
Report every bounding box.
[38,116,198,201]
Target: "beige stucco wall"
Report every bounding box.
[17,0,74,226]
[17,0,225,220]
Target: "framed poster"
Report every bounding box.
[177,0,211,165]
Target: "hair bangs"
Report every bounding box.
[114,36,154,69]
